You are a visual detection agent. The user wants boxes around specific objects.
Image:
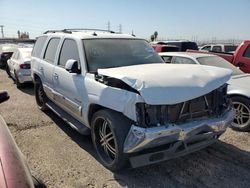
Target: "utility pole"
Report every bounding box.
[118,24,122,33]
[107,21,110,31]
[0,25,4,38]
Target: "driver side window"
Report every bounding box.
[58,39,80,68]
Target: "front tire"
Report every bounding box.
[91,109,132,171]
[34,79,48,111]
[231,96,250,131]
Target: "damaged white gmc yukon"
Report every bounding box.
[31,29,234,171]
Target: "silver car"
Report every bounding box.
[159,52,250,131]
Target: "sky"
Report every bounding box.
[0,0,250,41]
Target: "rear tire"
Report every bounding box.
[32,175,46,188]
[91,109,132,171]
[231,96,250,131]
[34,78,48,111]
[14,71,23,88]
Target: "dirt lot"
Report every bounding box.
[0,69,250,188]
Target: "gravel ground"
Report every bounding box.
[0,69,250,188]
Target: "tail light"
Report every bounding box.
[19,63,30,69]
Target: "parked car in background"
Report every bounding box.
[151,40,198,51]
[0,91,45,188]
[151,44,179,52]
[31,29,234,171]
[199,44,238,53]
[188,40,250,73]
[0,44,17,68]
[6,47,33,88]
[159,52,250,131]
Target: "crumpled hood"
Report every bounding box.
[98,64,232,105]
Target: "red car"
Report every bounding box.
[0,91,45,188]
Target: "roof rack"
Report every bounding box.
[43,28,116,34]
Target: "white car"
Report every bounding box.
[159,52,250,131]
[199,44,238,53]
[7,47,33,88]
[31,29,234,171]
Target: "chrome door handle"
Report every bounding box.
[39,67,44,71]
[53,73,59,79]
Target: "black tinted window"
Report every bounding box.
[32,36,47,57]
[59,39,80,67]
[224,45,237,52]
[182,42,198,51]
[243,45,250,58]
[44,38,60,63]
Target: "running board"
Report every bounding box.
[46,101,90,135]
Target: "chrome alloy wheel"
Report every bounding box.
[232,101,250,128]
[94,118,117,164]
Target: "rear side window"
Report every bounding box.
[243,45,250,58]
[44,38,60,63]
[212,46,222,52]
[172,57,196,64]
[58,39,80,68]
[32,36,47,57]
[162,56,173,63]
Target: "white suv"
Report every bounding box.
[31,29,234,171]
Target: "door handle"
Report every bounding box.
[53,73,59,79]
[39,67,44,71]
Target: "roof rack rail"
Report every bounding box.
[43,28,116,34]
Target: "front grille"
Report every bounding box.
[136,84,229,127]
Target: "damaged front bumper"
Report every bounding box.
[124,109,235,154]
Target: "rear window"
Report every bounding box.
[181,42,198,51]
[197,56,243,76]
[164,42,198,51]
[224,45,237,53]
[32,36,48,57]
[161,46,179,52]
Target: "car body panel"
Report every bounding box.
[97,63,232,105]
[0,116,34,188]
[159,52,250,100]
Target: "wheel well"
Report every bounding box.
[33,73,40,82]
[88,104,106,125]
[229,94,250,100]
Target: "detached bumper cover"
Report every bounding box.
[124,109,235,154]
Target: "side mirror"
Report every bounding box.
[65,59,81,74]
[0,91,9,104]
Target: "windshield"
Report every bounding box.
[197,56,243,76]
[83,39,164,72]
